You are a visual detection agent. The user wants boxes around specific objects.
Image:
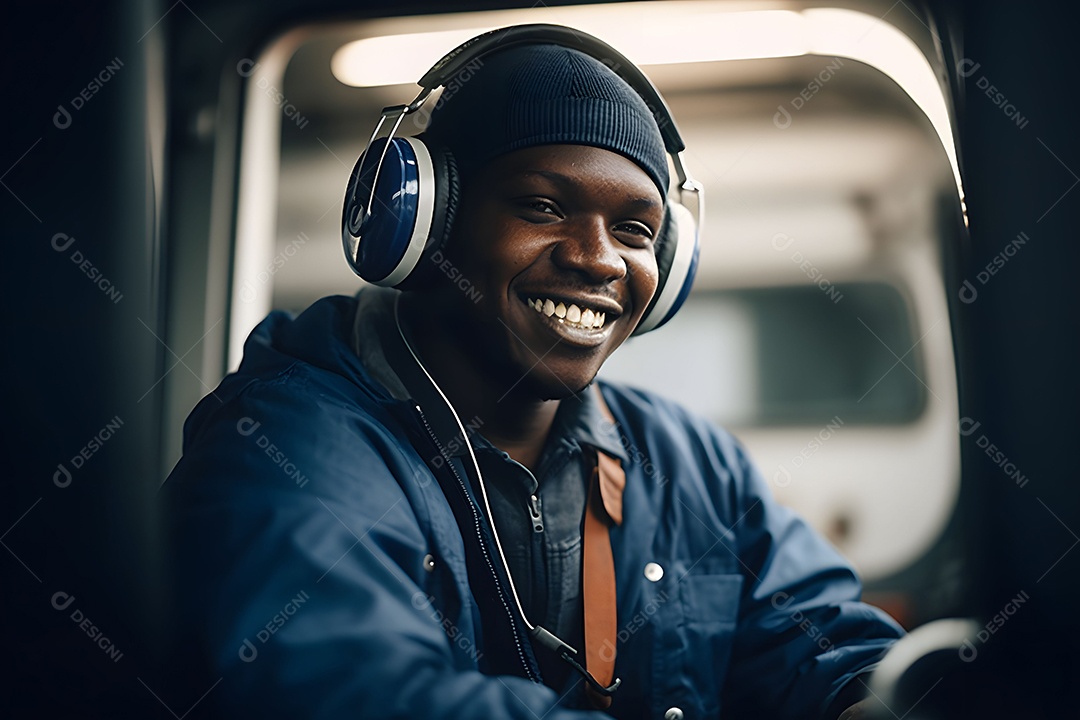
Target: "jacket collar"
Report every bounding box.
[350,286,412,401]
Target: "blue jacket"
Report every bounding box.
[166,293,903,720]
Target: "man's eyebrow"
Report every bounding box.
[519,168,579,189]
[624,195,663,211]
[518,169,663,209]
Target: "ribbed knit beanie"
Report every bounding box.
[422,43,670,199]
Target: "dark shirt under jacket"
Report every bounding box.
[468,387,629,694]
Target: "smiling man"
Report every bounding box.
[400,142,663,469]
[167,39,902,720]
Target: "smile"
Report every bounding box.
[526,297,606,329]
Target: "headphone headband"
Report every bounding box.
[418,24,685,155]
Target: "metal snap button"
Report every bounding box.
[644,562,664,582]
[423,554,435,572]
[664,707,683,720]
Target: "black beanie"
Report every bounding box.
[422,43,670,199]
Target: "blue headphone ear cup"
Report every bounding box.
[634,202,700,335]
[395,139,460,291]
[341,136,439,286]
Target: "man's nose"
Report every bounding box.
[550,215,627,283]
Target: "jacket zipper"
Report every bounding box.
[412,404,539,682]
[528,494,544,533]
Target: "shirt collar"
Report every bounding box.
[466,383,628,465]
[555,383,629,464]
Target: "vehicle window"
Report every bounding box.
[601,283,925,427]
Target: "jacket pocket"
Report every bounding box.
[652,572,743,720]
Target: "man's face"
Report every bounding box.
[434,144,663,399]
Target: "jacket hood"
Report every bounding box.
[235,294,389,401]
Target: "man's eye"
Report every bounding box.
[527,200,557,214]
[518,198,562,221]
[614,221,655,241]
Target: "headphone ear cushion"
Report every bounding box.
[342,136,438,286]
[396,139,461,290]
[635,202,700,335]
[654,204,679,272]
[638,205,678,322]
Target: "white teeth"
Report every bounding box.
[528,298,607,329]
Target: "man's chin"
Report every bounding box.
[536,385,585,402]
[524,369,596,402]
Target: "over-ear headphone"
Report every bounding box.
[342,23,703,335]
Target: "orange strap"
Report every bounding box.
[582,387,625,709]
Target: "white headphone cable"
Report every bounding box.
[393,294,534,630]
